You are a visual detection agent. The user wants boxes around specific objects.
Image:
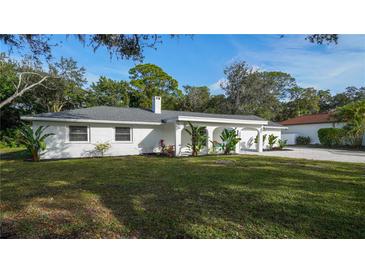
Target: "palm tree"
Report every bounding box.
[184,121,207,156]
[18,123,54,161]
[219,128,241,154]
[335,100,365,147]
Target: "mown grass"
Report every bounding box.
[1,148,364,239]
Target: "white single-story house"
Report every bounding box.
[281,112,365,145]
[21,96,287,159]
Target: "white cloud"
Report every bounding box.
[208,78,225,94]
[228,35,365,94]
[85,72,100,85]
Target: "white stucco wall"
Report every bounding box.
[284,122,347,144]
[33,121,174,159]
[33,120,285,159]
[281,133,299,145]
[239,128,258,150]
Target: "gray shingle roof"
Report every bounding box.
[26,106,267,123]
[266,121,285,127]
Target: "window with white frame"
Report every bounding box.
[115,127,131,141]
[69,126,88,142]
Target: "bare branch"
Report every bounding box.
[16,72,22,91]
[12,81,18,91]
[0,74,49,109]
[19,71,46,77]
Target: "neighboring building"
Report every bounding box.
[21,96,287,159]
[281,112,365,145]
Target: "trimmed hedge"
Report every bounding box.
[317,128,346,147]
[296,136,311,145]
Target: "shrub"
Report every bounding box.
[296,136,311,145]
[268,134,278,150]
[317,128,346,147]
[277,139,287,150]
[159,139,175,157]
[218,128,241,155]
[0,128,22,148]
[94,142,111,156]
[18,123,54,161]
[335,100,365,147]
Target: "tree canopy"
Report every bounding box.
[0,34,168,62]
[1,54,363,145]
[221,61,296,120]
[88,77,130,107]
[128,63,182,109]
[0,34,339,63]
[180,85,210,112]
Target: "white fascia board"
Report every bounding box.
[177,115,268,125]
[20,116,162,125]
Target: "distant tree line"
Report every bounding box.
[220,61,364,121]
[1,54,364,132]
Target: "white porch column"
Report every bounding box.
[206,126,216,154]
[235,128,242,154]
[175,123,184,157]
[257,126,263,153]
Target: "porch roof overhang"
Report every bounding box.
[164,115,268,126]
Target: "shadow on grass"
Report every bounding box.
[1,155,364,238]
[0,148,30,161]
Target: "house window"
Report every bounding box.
[69,126,88,142]
[115,127,131,141]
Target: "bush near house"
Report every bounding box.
[277,139,287,150]
[218,128,241,154]
[318,128,346,147]
[335,100,365,147]
[296,136,311,145]
[268,134,278,150]
[94,142,111,156]
[17,124,54,161]
[159,139,175,157]
[0,128,22,148]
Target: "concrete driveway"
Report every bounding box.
[243,146,365,163]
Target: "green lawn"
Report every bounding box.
[1,148,364,239]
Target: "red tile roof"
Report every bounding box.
[281,113,338,125]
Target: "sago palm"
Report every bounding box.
[18,123,54,161]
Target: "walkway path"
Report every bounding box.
[243,146,365,163]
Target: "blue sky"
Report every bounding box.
[2,35,365,95]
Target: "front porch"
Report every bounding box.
[174,122,265,156]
